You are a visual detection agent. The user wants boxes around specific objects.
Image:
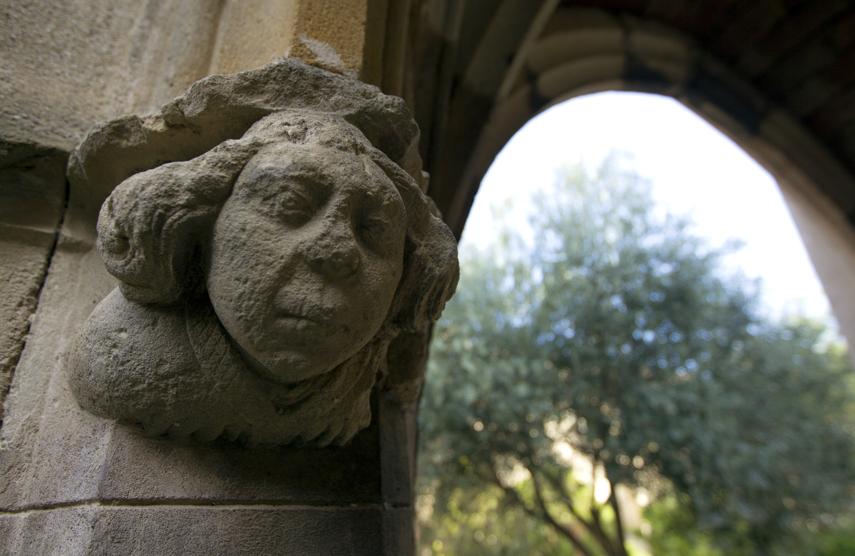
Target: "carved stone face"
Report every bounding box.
[207,142,407,384]
[70,61,459,446]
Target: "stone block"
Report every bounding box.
[0,141,67,426]
[2,505,392,555]
[0,0,224,150]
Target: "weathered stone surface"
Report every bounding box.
[0,238,111,511]
[1,504,392,555]
[1,0,388,156]
[0,140,67,425]
[211,0,376,80]
[0,239,115,512]
[382,507,417,556]
[1,57,446,555]
[209,0,301,76]
[66,57,426,228]
[92,423,381,504]
[67,59,459,446]
[0,0,225,151]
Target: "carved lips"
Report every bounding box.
[273,306,348,335]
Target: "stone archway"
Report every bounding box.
[413,3,855,354]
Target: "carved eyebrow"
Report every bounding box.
[253,163,332,201]
[359,156,405,209]
[355,178,402,216]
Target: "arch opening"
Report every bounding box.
[426,8,855,358]
[418,90,855,556]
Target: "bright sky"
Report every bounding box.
[461,91,835,326]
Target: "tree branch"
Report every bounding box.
[530,471,598,556]
[541,466,622,556]
[590,460,602,530]
[603,467,629,556]
[488,465,595,556]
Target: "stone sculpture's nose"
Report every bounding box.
[305,220,361,280]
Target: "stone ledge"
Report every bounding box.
[1,503,403,555]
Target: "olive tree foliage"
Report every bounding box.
[418,159,855,555]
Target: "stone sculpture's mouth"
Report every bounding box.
[274,308,347,334]
[277,309,326,324]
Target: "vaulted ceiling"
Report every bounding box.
[411,1,855,237]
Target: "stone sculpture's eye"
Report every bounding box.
[358,215,392,251]
[278,187,317,226]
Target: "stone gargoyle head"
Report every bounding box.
[68,60,458,447]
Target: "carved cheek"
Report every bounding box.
[351,254,402,327]
[244,223,304,326]
[209,206,288,344]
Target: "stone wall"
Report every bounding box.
[0,2,428,554]
[0,0,395,439]
[1,0,384,152]
[1,0,223,150]
[0,141,67,427]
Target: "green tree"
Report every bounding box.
[418,159,855,555]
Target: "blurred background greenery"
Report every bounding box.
[417,158,855,556]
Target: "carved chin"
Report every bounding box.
[228,338,349,385]
[209,312,365,384]
[68,289,377,446]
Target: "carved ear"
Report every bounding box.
[368,149,459,333]
[364,148,458,403]
[97,141,259,305]
[394,218,459,331]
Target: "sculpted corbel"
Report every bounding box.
[67,60,458,446]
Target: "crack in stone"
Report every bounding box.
[0,173,69,428]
